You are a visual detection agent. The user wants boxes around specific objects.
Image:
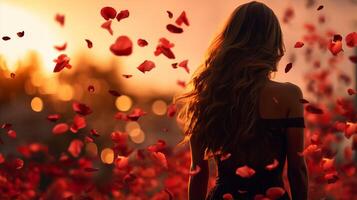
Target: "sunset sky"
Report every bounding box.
[0,0,356,97]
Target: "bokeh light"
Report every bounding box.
[151,99,167,115]
[101,148,114,164]
[85,142,98,157]
[30,96,43,112]
[129,128,145,144]
[57,84,73,101]
[115,95,132,111]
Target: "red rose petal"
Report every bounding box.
[54,42,67,51]
[47,114,61,122]
[114,156,129,169]
[305,104,323,114]
[345,32,357,47]
[178,59,189,73]
[222,193,234,200]
[347,88,356,95]
[53,54,71,72]
[266,187,285,199]
[111,131,128,144]
[137,39,148,47]
[167,11,173,18]
[236,165,256,178]
[2,36,10,41]
[294,41,304,48]
[137,60,155,73]
[100,7,117,20]
[152,152,168,169]
[84,136,94,143]
[122,74,133,78]
[265,159,279,171]
[101,20,113,35]
[10,73,15,79]
[0,153,4,164]
[90,129,100,137]
[108,90,121,97]
[284,63,293,73]
[52,123,69,135]
[298,144,321,156]
[7,130,16,138]
[167,104,176,117]
[175,11,189,26]
[17,31,24,37]
[116,10,129,22]
[68,139,83,157]
[283,7,294,23]
[127,108,146,121]
[70,115,86,133]
[154,37,175,59]
[299,98,309,104]
[171,63,178,68]
[72,102,92,116]
[55,13,65,26]
[110,35,133,56]
[349,56,357,63]
[14,158,24,170]
[88,85,95,93]
[85,39,93,48]
[166,24,183,33]
[177,80,186,88]
[328,35,343,55]
[317,5,324,10]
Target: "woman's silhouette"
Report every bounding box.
[174,1,308,200]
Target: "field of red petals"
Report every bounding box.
[0,1,357,200]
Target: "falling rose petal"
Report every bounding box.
[299,98,309,104]
[0,153,4,164]
[1,123,12,129]
[236,165,256,178]
[114,112,129,121]
[2,36,11,41]
[53,54,71,72]
[294,41,304,48]
[101,20,113,35]
[108,90,121,97]
[317,5,324,10]
[52,123,69,135]
[72,102,92,116]
[318,15,325,23]
[116,10,129,22]
[127,108,146,121]
[47,114,61,122]
[178,59,189,73]
[100,7,117,20]
[154,38,176,59]
[166,24,183,33]
[284,63,293,73]
[189,165,201,176]
[167,11,173,18]
[110,35,133,56]
[14,158,24,170]
[345,32,357,47]
[347,88,356,95]
[265,159,279,171]
[305,104,323,114]
[220,152,232,161]
[266,187,285,199]
[298,144,321,156]
[114,156,129,169]
[54,42,67,51]
[7,130,16,138]
[85,39,93,48]
[84,136,94,143]
[282,7,294,23]
[349,56,357,63]
[167,104,177,117]
[111,131,128,144]
[70,115,86,133]
[88,85,95,93]
[147,139,166,152]
[328,35,343,55]
[17,31,24,37]
[10,73,15,79]
[222,193,234,200]
[177,80,186,88]
[171,63,178,68]
[68,139,83,157]
[137,39,148,47]
[84,167,99,172]
[122,74,133,78]
[90,129,100,137]
[137,60,155,73]
[322,158,335,171]
[123,173,137,184]
[325,171,339,184]
[55,13,65,26]
[175,11,189,26]
[152,152,168,169]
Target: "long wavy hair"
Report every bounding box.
[174,1,285,158]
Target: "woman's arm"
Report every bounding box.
[285,84,308,200]
[188,134,209,200]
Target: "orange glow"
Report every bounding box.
[125,121,140,133]
[115,95,132,111]
[129,128,145,144]
[151,100,167,115]
[30,97,43,112]
[57,84,73,101]
[101,148,114,164]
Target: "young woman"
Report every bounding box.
[174,1,308,200]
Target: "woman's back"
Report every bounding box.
[206,80,306,200]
